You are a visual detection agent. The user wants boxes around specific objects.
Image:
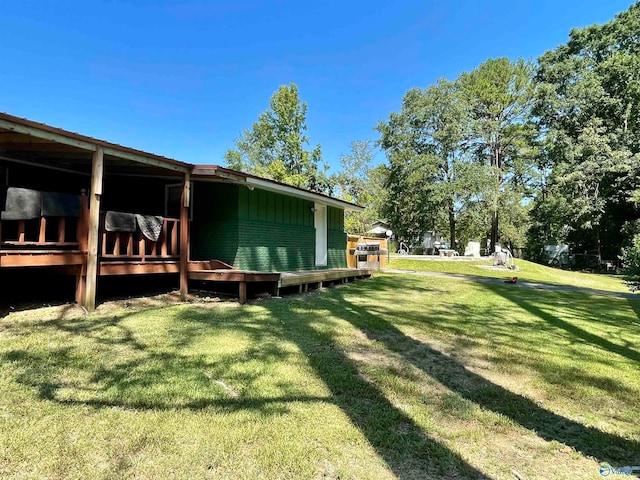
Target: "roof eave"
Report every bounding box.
[0,112,193,173]
[192,165,364,212]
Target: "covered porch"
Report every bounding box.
[0,113,192,311]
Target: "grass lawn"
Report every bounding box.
[1,272,639,479]
[387,256,630,293]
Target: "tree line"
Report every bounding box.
[225,2,640,266]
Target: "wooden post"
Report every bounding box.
[75,264,86,305]
[238,281,247,304]
[17,221,25,243]
[161,221,168,256]
[171,221,178,255]
[39,217,47,243]
[139,237,145,261]
[179,172,190,300]
[84,147,104,312]
[77,190,89,251]
[58,217,66,243]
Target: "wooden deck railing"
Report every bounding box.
[0,190,89,251]
[1,189,180,264]
[100,215,180,261]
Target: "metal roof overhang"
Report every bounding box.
[0,113,192,175]
[245,177,364,212]
[192,165,364,212]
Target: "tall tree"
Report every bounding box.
[225,83,331,193]
[458,57,536,253]
[534,2,640,260]
[376,80,472,245]
[333,140,377,234]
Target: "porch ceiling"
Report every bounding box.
[0,113,191,178]
[0,128,182,178]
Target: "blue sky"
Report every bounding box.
[0,1,634,172]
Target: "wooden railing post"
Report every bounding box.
[39,217,47,243]
[161,221,168,256]
[171,220,178,256]
[57,217,66,243]
[77,189,89,252]
[84,147,104,312]
[17,220,25,243]
[180,172,190,300]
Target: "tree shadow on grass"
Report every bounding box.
[478,284,640,364]
[0,304,488,479]
[626,296,640,322]
[260,304,488,479]
[321,287,640,465]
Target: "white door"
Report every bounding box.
[314,203,327,266]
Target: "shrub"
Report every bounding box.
[620,234,640,291]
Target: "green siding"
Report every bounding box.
[191,220,240,265]
[327,206,347,268]
[191,182,347,271]
[190,183,240,263]
[235,221,315,271]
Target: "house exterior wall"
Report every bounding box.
[327,206,347,269]
[190,182,348,271]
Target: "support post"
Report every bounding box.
[179,172,191,300]
[77,190,89,251]
[75,264,87,305]
[84,147,104,312]
[238,281,247,304]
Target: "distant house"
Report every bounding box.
[0,113,367,309]
[366,220,391,237]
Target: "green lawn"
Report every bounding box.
[1,272,639,479]
[387,256,629,293]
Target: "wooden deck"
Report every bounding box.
[188,267,372,304]
[279,268,372,288]
[1,200,371,305]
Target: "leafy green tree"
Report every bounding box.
[376,80,472,245]
[333,140,378,234]
[373,147,433,241]
[225,83,331,193]
[621,233,640,291]
[534,3,640,260]
[458,57,536,252]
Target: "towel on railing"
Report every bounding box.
[135,214,164,242]
[105,211,136,232]
[42,192,81,217]
[1,187,42,220]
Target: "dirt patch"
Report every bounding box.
[0,290,234,322]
